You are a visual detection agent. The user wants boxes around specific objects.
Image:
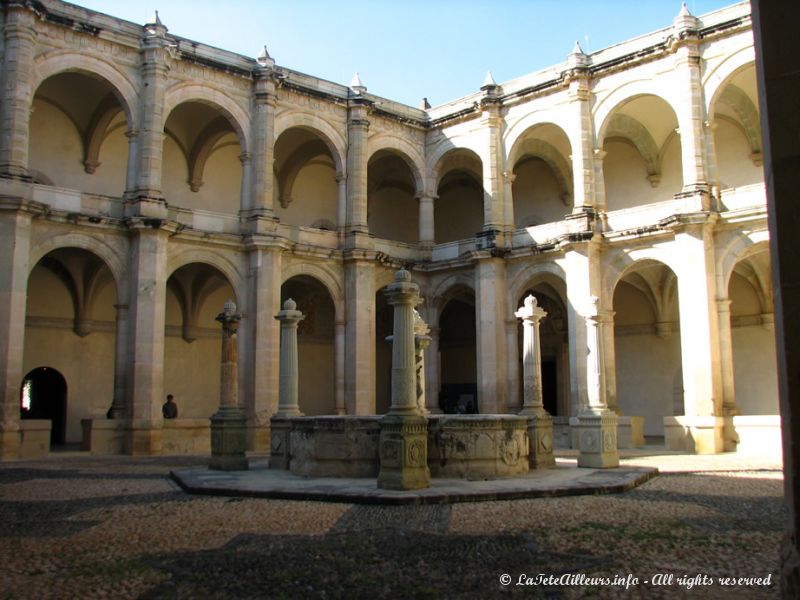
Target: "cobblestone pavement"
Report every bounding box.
[0,450,784,599]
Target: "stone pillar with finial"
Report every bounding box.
[209,300,248,471]
[378,270,430,490]
[269,298,305,469]
[516,294,555,468]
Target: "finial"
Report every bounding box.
[571,40,585,55]
[524,294,538,310]
[395,269,411,282]
[419,97,431,110]
[257,45,272,65]
[283,298,297,311]
[148,10,162,26]
[678,2,692,17]
[350,72,367,94]
[223,299,237,316]
[482,70,497,87]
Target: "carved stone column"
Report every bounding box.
[378,270,429,490]
[334,319,346,415]
[245,50,277,228]
[210,301,248,471]
[425,326,442,414]
[274,299,304,417]
[516,295,554,468]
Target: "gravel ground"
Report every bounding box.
[0,451,784,599]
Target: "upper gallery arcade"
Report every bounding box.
[0,0,775,458]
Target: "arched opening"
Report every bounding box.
[29,72,129,195]
[20,367,68,446]
[438,289,477,414]
[509,124,573,227]
[368,150,419,243]
[165,263,237,418]
[281,275,336,415]
[601,95,683,211]
[162,102,243,215]
[274,128,339,230]
[710,64,763,192]
[24,247,118,443]
[434,149,483,243]
[516,283,570,417]
[375,287,393,415]
[613,260,682,438]
[728,249,778,414]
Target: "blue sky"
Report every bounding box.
[77,0,739,107]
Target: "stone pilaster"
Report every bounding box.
[566,43,595,213]
[599,310,618,414]
[516,295,555,468]
[717,298,739,452]
[665,219,724,453]
[124,223,169,455]
[110,303,129,419]
[0,205,32,458]
[126,16,171,217]
[244,56,277,228]
[210,301,248,471]
[334,319,346,415]
[479,80,506,237]
[505,318,520,412]
[0,2,36,179]
[336,173,347,235]
[475,256,509,414]
[344,254,375,414]
[378,270,429,490]
[345,98,370,244]
[244,241,282,451]
[672,8,709,196]
[274,299,304,417]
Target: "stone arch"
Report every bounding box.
[29,233,127,302]
[507,263,568,316]
[430,147,483,191]
[704,46,757,115]
[166,249,244,306]
[503,108,571,161]
[274,111,346,175]
[427,137,484,192]
[431,274,476,321]
[281,262,344,320]
[718,229,771,291]
[603,246,683,302]
[162,83,250,152]
[32,51,138,127]
[595,82,680,145]
[507,137,573,202]
[368,134,425,195]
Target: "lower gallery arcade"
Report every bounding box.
[0,0,778,459]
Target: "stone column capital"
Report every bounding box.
[515,294,548,323]
[274,298,305,327]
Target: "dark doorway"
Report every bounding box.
[20,367,67,446]
[439,292,478,414]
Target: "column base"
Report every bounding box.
[269,416,292,469]
[663,416,724,454]
[377,414,430,490]
[210,407,249,471]
[124,422,163,456]
[576,410,619,469]
[521,410,555,468]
